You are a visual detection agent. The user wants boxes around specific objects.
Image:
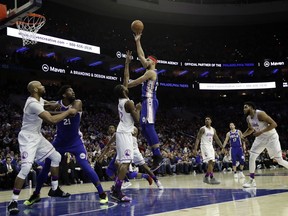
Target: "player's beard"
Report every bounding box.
[244,110,250,118]
[68,97,75,104]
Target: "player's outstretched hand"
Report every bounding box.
[134,32,142,42]
[125,50,132,64]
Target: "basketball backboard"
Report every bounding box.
[0,0,42,30]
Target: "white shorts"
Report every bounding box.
[133,144,145,166]
[18,131,56,164]
[116,132,133,164]
[250,133,282,159]
[201,144,215,163]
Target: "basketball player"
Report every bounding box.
[111,50,142,202]
[101,125,132,189]
[222,123,246,178]
[24,85,108,207]
[7,81,77,215]
[242,102,288,188]
[105,126,164,190]
[128,32,162,171]
[130,126,163,189]
[194,116,223,185]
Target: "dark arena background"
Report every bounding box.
[1,1,288,215]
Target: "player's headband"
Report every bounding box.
[148,56,157,64]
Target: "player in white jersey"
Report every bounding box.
[131,127,163,189]
[242,101,288,188]
[111,50,142,202]
[194,116,223,185]
[7,81,77,215]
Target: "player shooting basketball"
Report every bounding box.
[127,32,162,171]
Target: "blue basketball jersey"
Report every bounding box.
[141,73,158,99]
[54,100,82,146]
[229,130,242,148]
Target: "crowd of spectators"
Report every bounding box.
[1,0,288,190]
[0,79,288,190]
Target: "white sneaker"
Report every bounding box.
[121,181,132,190]
[238,172,245,178]
[234,173,238,178]
[243,178,256,188]
[155,180,164,190]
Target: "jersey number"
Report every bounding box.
[63,118,71,125]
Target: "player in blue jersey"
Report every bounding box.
[223,123,246,179]
[24,85,108,206]
[128,32,162,171]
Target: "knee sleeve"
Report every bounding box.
[48,151,61,167]
[18,163,33,179]
[249,152,258,173]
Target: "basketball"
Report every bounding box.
[131,20,144,34]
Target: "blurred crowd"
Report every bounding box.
[0,80,288,190]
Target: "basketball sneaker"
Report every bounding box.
[203,176,210,184]
[99,192,108,204]
[210,177,220,185]
[155,180,164,190]
[24,193,41,206]
[48,186,71,197]
[151,155,163,172]
[243,178,256,188]
[7,200,19,215]
[239,172,245,178]
[121,181,132,190]
[111,190,132,202]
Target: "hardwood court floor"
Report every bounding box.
[1,168,288,215]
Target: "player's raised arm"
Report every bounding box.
[123,50,132,88]
[134,32,147,67]
[128,70,154,88]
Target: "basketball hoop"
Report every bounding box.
[16,13,46,46]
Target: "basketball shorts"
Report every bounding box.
[133,138,145,166]
[231,147,245,166]
[200,144,215,163]
[18,131,55,164]
[54,138,87,161]
[141,98,158,124]
[250,133,282,159]
[116,132,133,164]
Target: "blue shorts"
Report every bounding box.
[140,98,158,124]
[231,147,245,166]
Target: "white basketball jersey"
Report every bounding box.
[117,98,134,133]
[200,126,214,146]
[247,109,276,136]
[21,96,45,133]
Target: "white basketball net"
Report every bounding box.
[16,13,46,46]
